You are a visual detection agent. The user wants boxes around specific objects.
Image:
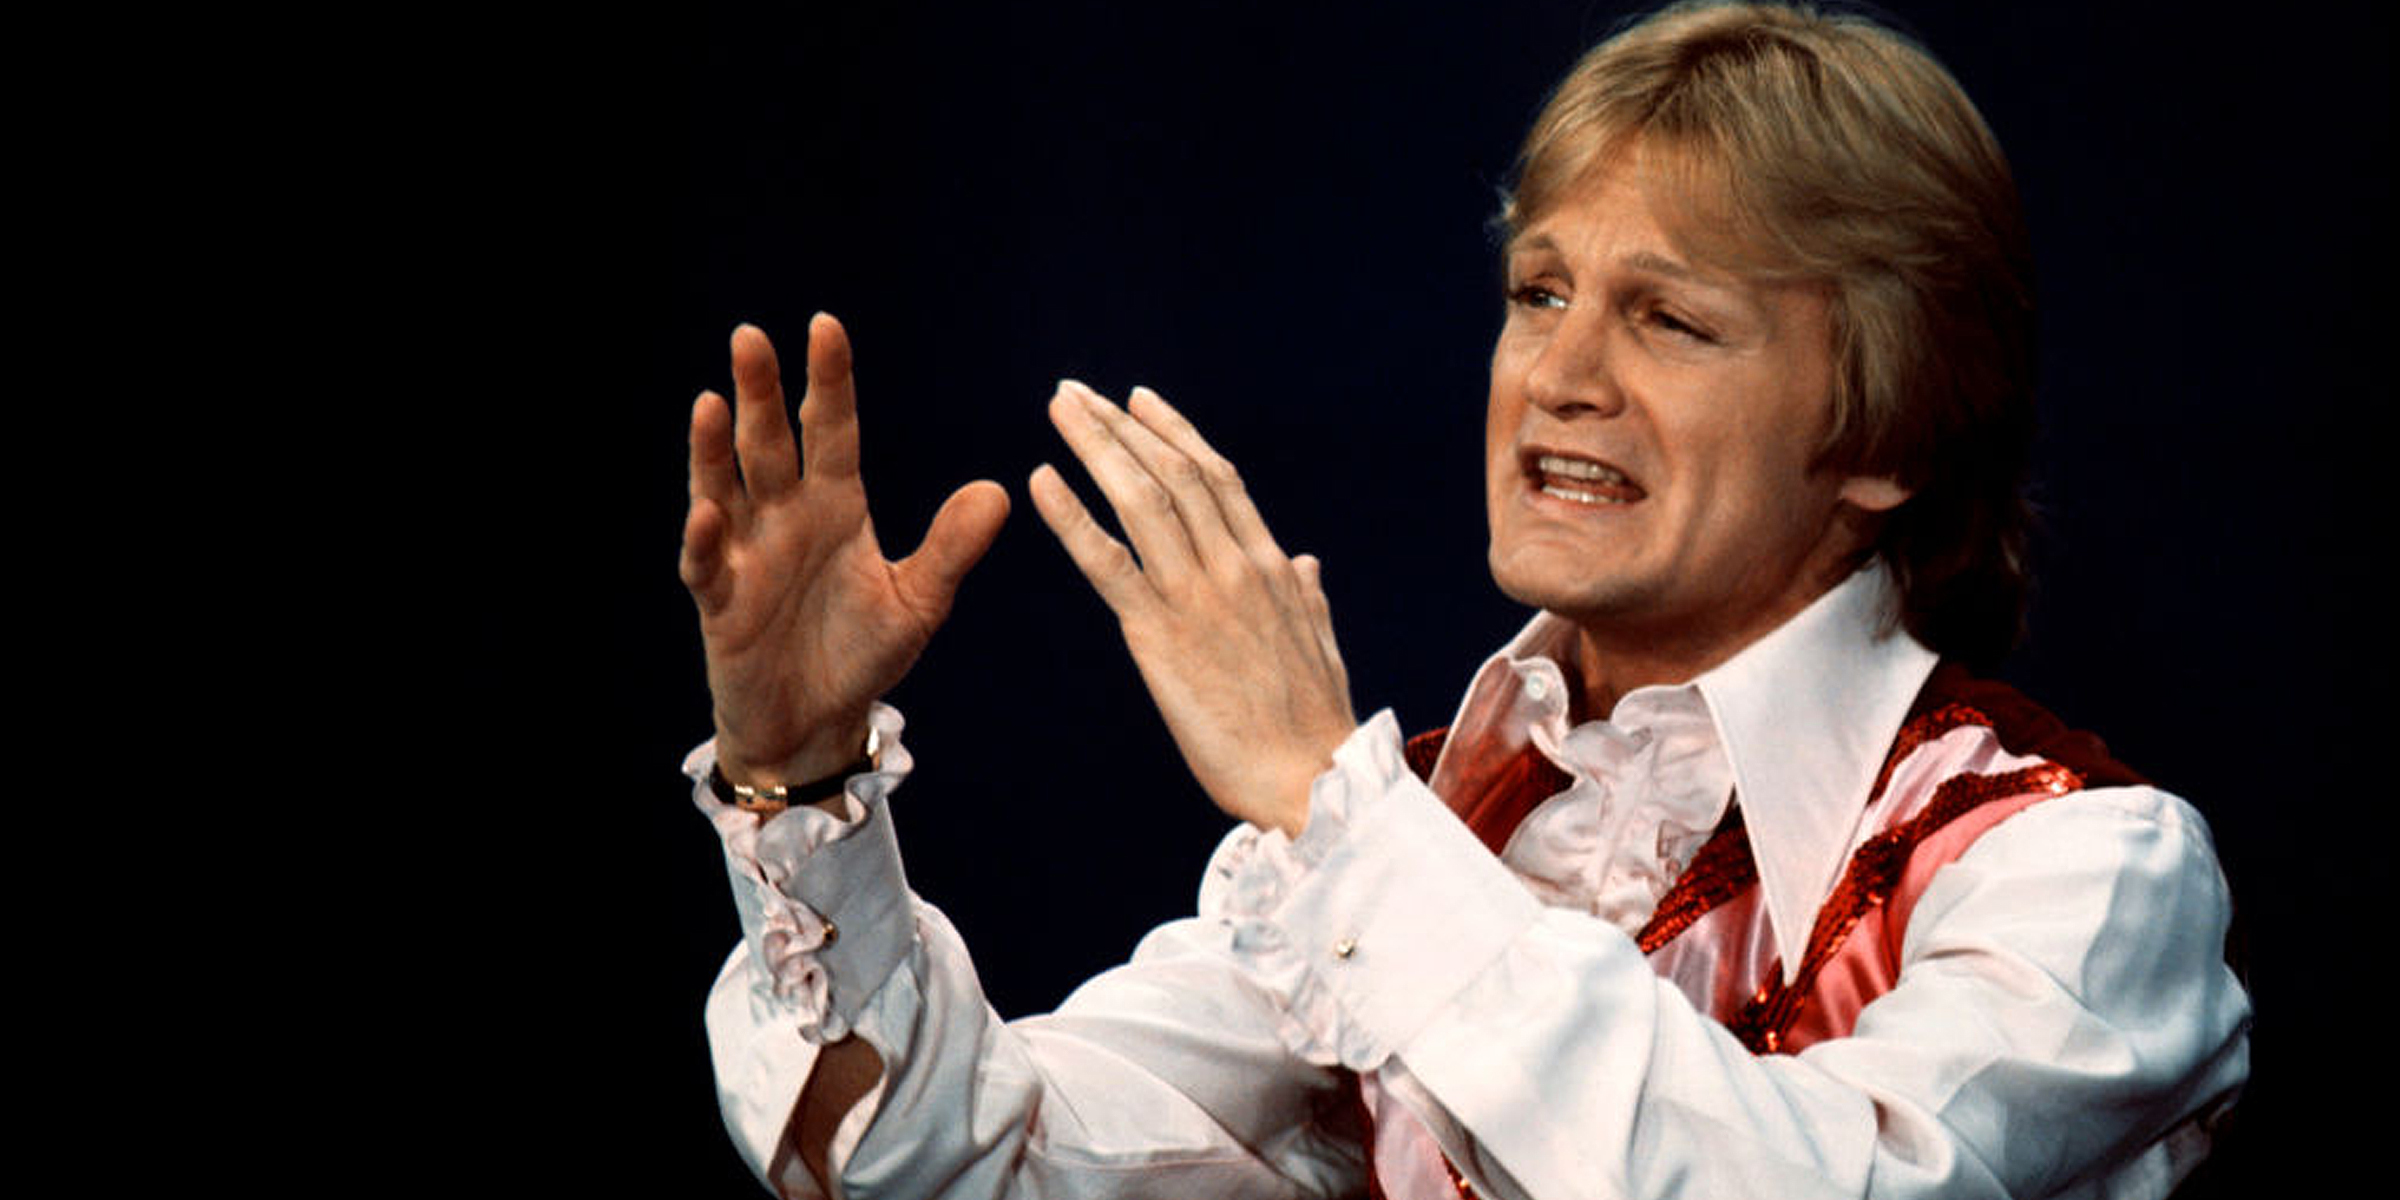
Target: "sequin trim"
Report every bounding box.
[1403,727,1448,781]
[1445,1156,1481,1198]
[1729,760,2082,1053]
[1863,702,1992,808]
[1637,810,1755,953]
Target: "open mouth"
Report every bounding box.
[1529,452,1644,506]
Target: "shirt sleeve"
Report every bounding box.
[692,704,1367,1200]
[1212,712,2251,1200]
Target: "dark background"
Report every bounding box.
[455,1,2388,1194]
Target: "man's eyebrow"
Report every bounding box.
[1621,250,1706,283]
[1506,238,1714,284]
[1507,237,1753,303]
[1505,232,1558,259]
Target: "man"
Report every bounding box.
[677,3,2250,1196]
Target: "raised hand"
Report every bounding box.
[1030,381,1356,837]
[681,315,1010,790]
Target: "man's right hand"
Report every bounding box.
[680,315,1010,791]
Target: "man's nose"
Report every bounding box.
[1523,310,1627,418]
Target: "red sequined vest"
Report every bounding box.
[1366,663,2144,1198]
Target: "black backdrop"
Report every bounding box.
[457,1,2390,1194]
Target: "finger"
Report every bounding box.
[730,323,801,501]
[1079,382,1254,577]
[689,390,748,524]
[1125,386,1287,565]
[1028,462,1160,617]
[680,495,732,615]
[892,480,1012,625]
[1048,382,1202,586]
[798,312,862,482]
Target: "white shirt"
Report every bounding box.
[690,566,2251,1199]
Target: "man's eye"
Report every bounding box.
[1508,284,1566,309]
[1646,308,1713,342]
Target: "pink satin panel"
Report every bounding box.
[1648,886,1777,1024]
[1781,789,2055,1052]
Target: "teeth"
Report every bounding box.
[1537,454,1627,484]
[1541,484,1628,506]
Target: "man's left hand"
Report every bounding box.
[1031,381,1357,838]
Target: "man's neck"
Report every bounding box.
[1567,625,1736,720]
[1563,567,1860,719]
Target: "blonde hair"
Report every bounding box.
[1503,1,2038,666]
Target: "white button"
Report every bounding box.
[1524,674,1550,701]
[1332,937,1358,960]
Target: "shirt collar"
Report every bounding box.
[1469,561,1936,980]
[1690,561,1936,978]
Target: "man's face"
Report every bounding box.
[1485,148,1906,666]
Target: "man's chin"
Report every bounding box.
[1488,554,1645,624]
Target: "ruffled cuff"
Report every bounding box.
[686,702,918,1044]
[1200,711,1543,1072]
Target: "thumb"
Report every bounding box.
[893,480,1012,618]
[1290,553,1346,674]
[1292,553,1329,622]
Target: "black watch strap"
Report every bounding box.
[710,753,876,814]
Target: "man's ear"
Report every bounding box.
[1838,475,1911,514]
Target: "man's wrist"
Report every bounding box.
[714,716,880,812]
[710,753,873,816]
